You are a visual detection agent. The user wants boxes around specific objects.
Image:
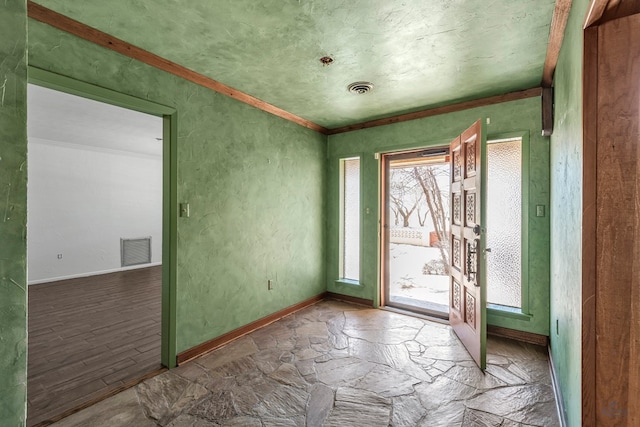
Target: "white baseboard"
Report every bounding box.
[27,262,162,285]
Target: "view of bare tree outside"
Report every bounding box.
[413,166,450,272]
[387,158,450,314]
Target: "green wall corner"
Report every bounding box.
[0,1,28,425]
[549,0,590,425]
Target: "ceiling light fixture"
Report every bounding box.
[348,81,374,94]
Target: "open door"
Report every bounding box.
[381,149,451,318]
[449,119,487,369]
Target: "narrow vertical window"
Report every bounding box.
[340,157,360,281]
[486,138,522,308]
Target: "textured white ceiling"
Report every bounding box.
[28,84,163,156]
[33,0,556,128]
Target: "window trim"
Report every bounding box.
[338,156,362,283]
[485,131,530,317]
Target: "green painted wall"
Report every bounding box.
[549,0,589,425]
[327,97,551,336]
[0,1,28,425]
[27,21,327,353]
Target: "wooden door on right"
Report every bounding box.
[449,119,486,370]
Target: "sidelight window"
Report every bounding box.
[339,157,360,281]
[486,138,522,309]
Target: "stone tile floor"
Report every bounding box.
[52,300,559,426]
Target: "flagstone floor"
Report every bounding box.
[51,300,559,426]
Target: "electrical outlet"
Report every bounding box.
[268,279,274,290]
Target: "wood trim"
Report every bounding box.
[26,1,328,135]
[325,292,374,307]
[542,87,554,136]
[379,154,389,309]
[581,26,598,427]
[381,305,450,325]
[583,0,640,28]
[327,87,542,135]
[487,325,549,347]
[599,0,640,24]
[585,0,610,28]
[31,367,167,427]
[542,0,573,87]
[176,293,327,365]
[548,346,569,427]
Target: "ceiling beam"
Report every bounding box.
[327,87,543,135]
[542,0,574,87]
[27,1,329,135]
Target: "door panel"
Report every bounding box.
[449,119,486,369]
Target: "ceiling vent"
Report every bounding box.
[348,82,374,94]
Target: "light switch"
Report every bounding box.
[536,205,545,217]
[180,203,190,218]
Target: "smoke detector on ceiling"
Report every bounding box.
[348,81,374,94]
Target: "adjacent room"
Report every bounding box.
[2,0,639,426]
[25,85,164,426]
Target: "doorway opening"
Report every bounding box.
[382,148,451,319]
[25,74,174,426]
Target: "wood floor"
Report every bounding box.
[27,266,163,427]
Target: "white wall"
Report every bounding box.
[27,138,162,284]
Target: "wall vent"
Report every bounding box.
[121,237,151,267]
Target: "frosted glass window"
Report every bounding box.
[341,158,360,281]
[486,139,521,308]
